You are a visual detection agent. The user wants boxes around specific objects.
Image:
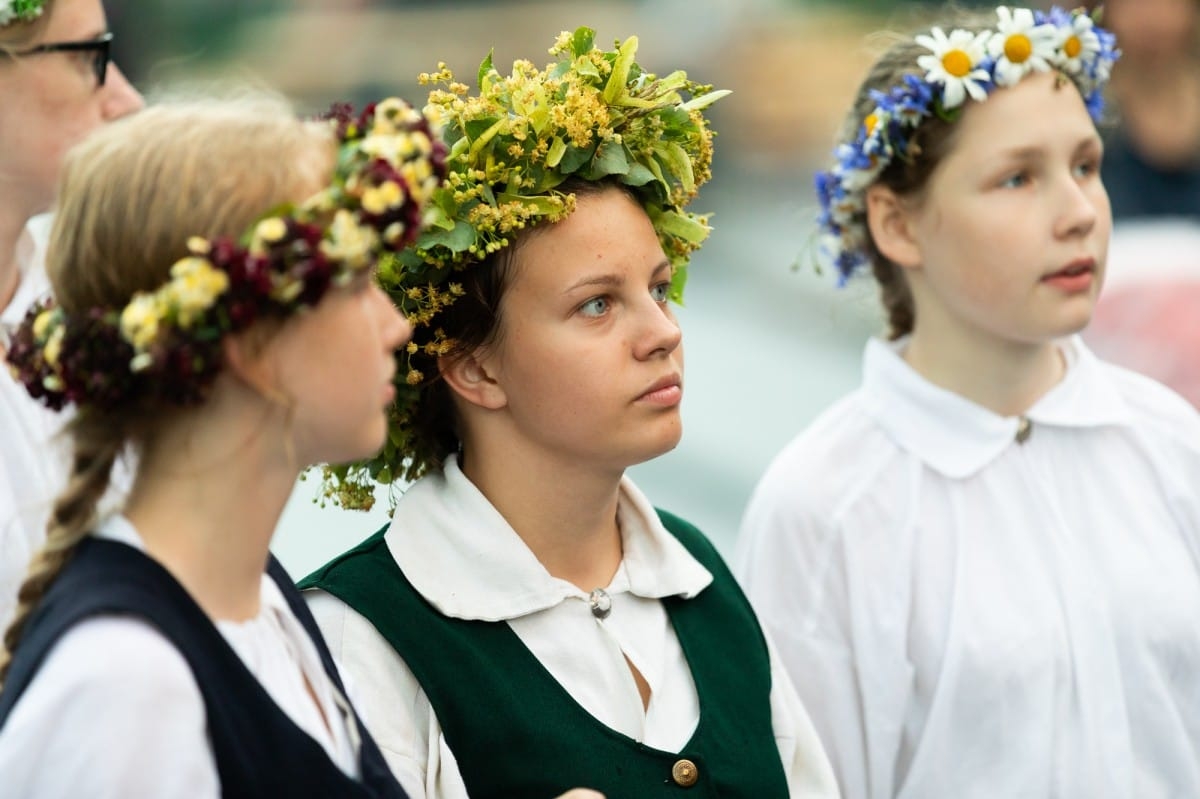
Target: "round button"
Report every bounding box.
[671,758,699,787]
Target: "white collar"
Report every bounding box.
[384,455,713,622]
[860,335,1133,478]
[1,214,53,338]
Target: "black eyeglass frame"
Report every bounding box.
[14,31,113,87]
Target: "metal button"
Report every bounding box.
[671,758,699,787]
[588,588,612,619]
[1015,416,1032,444]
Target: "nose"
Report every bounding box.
[101,62,144,120]
[632,296,682,361]
[1054,170,1102,240]
[374,283,413,352]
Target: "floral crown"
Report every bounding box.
[815,5,1118,284]
[318,26,728,509]
[6,97,447,412]
[0,0,44,28]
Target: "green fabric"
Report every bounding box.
[301,509,790,798]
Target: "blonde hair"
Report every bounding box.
[0,92,335,682]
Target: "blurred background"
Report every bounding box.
[101,0,1200,575]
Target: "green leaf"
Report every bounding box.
[572,56,600,81]
[603,35,639,104]
[497,193,571,216]
[620,162,656,187]
[558,143,596,174]
[570,27,595,58]
[420,220,476,253]
[679,89,731,112]
[652,208,711,244]
[545,136,568,168]
[477,49,494,91]
[588,141,630,178]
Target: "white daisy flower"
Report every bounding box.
[915,27,992,108]
[988,6,1059,87]
[1055,14,1102,75]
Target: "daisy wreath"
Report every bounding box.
[7,97,447,413]
[318,26,729,509]
[815,5,1119,284]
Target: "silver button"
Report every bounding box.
[588,588,612,619]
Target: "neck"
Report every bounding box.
[124,398,299,621]
[0,209,30,314]
[459,444,624,591]
[903,325,1065,417]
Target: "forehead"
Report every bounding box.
[39,0,108,41]
[946,72,1098,162]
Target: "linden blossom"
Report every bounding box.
[814,5,1119,285]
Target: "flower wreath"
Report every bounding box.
[318,26,729,509]
[0,0,44,28]
[815,5,1119,285]
[6,97,447,413]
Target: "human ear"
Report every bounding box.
[440,350,507,411]
[221,330,286,405]
[865,184,922,270]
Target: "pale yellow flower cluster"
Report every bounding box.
[318,208,380,275]
[168,256,231,327]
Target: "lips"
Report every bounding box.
[1043,257,1095,281]
[1041,257,1096,294]
[637,373,683,404]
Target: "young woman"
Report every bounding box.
[0,0,142,626]
[0,92,443,796]
[301,28,839,799]
[737,5,1200,797]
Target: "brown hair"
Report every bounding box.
[0,93,335,682]
[406,178,631,475]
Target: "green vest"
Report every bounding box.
[300,509,790,798]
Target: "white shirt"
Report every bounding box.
[0,215,65,629]
[307,456,839,799]
[0,516,362,797]
[0,214,131,630]
[736,336,1200,799]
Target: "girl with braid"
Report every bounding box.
[737,5,1200,797]
[0,93,438,797]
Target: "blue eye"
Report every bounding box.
[1000,172,1029,189]
[580,296,609,317]
[1074,159,1100,178]
[650,282,670,302]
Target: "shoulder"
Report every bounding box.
[1102,359,1200,444]
[0,616,216,797]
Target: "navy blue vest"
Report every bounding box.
[0,537,409,799]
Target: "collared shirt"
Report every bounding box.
[307,456,839,799]
[0,214,65,629]
[0,516,362,797]
[736,336,1200,799]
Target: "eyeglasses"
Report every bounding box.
[15,32,113,87]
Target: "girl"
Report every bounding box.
[0,0,142,627]
[737,5,1200,798]
[301,28,839,799]
[0,92,443,796]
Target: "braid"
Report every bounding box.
[0,414,122,684]
[870,255,915,341]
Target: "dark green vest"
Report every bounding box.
[300,509,790,798]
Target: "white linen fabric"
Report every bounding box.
[736,335,1200,799]
[0,515,362,797]
[0,214,65,630]
[307,456,839,799]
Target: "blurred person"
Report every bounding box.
[0,0,142,627]
[301,27,839,799]
[0,91,444,797]
[738,6,1200,797]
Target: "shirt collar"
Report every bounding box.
[861,335,1133,478]
[1,214,53,339]
[384,455,712,622]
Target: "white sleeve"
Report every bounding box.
[763,629,842,798]
[0,616,219,799]
[306,588,470,799]
[736,478,904,799]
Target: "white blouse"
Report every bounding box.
[306,456,839,799]
[0,215,65,630]
[0,516,362,797]
[736,336,1200,799]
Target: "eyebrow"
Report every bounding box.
[562,259,671,294]
[994,134,1103,161]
